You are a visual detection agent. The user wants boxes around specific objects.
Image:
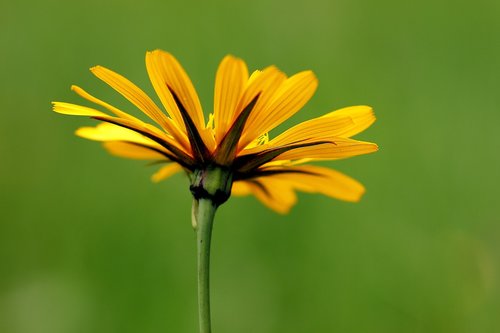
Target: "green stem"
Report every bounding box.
[193,198,217,333]
[190,166,233,333]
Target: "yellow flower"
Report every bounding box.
[53,50,378,214]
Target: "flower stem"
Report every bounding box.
[190,166,233,333]
[193,198,217,333]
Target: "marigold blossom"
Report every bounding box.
[53,50,378,213]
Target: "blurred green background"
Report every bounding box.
[1,0,499,332]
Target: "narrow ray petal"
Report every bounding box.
[239,70,318,148]
[322,105,376,137]
[151,163,183,182]
[103,141,169,160]
[267,165,366,202]
[90,65,187,146]
[52,102,108,117]
[235,140,332,173]
[92,115,195,169]
[275,138,378,161]
[76,122,159,146]
[213,55,249,143]
[145,52,184,129]
[76,123,175,160]
[234,67,287,149]
[245,179,297,214]
[255,114,354,149]
[145,50,206,132]
[231,181,252,196]
[71,85,141,121]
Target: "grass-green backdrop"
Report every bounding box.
[1,0,499,332]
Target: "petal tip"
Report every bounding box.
[51,101,64,112]
[89,65,106,74]
[151,174,162,183]
[147,49,164,56]
[222,54,244,63]
[350,187,367,202]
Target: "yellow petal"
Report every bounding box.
[260,114,354,148]
[90,65,186,142]
[151,163,183,182]
[322,105,376,137]
[240,70,318,148]
[70,85,140,122]
[146,50,205,127]
[246,178,297,214]
[213,55,249,143]
[76,122,160,147]
[269,165,366,202]
[145,51,184,129]
[231,181,252,196]
[235,67,287,147]
[92,115,191,158]
[145,50,215,150]
[240,106,375,156]
[272,138,378,161]
[103,141,168,160]
[52,102,108,117]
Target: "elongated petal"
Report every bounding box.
[231,181,252,196]
[151,163,183,182]
[258,114,354,148]
[52,102,108,117]
[267,165,366,202]
[235,140,333,173]
[240,70,318,148]
[213,55,249,143]
[92,115,195,169]
[76,122,158,146]
[71,85,141,122]
[275,138,378,161]
[322,106,376,137]
[236,67,284,115]
[246,178,297,214]
[235,67,287,149]
[76,123,174,160]
[242,105,374,155]
[146,51,215,152]
[145,52,184,129]
[90,65,186,142]
[145,50,212,148]
[103,141,168,160]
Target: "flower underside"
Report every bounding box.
[53,50,378,213]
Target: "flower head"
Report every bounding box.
[53,50,378,213]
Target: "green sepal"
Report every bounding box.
[190,166,234,207]
[169,88,211,165]
[234,141,334,173]
[213,95,259,165]
[93,116,196,170]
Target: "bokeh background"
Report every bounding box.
[1,0,499,332]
